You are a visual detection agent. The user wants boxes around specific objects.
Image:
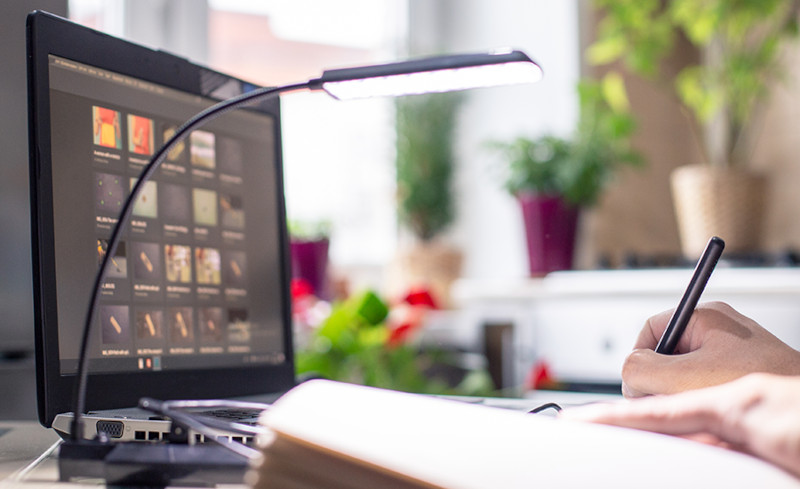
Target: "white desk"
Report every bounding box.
[0,390,615,487]
[0,422,60,485]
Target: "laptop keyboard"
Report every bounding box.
[197,408,263,426]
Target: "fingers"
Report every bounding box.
[562,381,742,442]
[621,347,739,398]
[621,348,697,398]
[560,395,713,437]
[622,302,794,397]
[634,302,734,353]
[565,374,800,479]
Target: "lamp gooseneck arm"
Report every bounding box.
[71,80,313,441]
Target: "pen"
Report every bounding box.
[655,236,725,354]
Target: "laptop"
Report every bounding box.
[27,11,295,443]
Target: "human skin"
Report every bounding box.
[621,301,800,398]
[561,373,800,479]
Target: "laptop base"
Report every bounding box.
[59,439,249,487]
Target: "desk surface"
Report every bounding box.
[0,392,618,488]
[0,421,61,484]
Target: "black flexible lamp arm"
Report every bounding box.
[71,81,312,441]
[70,49,543,441]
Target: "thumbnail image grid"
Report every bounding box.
[91,105,259,358]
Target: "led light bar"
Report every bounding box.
[313,50,543,100]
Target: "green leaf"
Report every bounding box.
[600,72,630,112]
[587,35,627,65]
[675,66,718,122]
[354,290,389,326]
[395,92,461,241]
[669,0,718,44]
[317,306,356,344]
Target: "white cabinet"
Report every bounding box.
[453,268,800,390]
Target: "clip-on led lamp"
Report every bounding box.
[65,48,543,485]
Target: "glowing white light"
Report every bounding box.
[321,61,544,100]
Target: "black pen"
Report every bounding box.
[655,236,725,354]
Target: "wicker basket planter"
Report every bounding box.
[393,242,463,307]
[671,164,766,258]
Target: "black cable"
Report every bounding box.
[139,398,261,459]
[528,402,562,414]
[71,80,314,441]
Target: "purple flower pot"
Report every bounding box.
[518,193,578,276]
[290,238,329,297]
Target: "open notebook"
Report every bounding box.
[251,380,800,489]
[27,11,295,442]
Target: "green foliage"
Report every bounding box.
[492,77,642,207]
[395,93,461,241]
[496,136,573,198]
[590,0,800,165]
[288,219,331,241]
[295,290,494,396]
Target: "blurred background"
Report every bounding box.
[5,0,800,417]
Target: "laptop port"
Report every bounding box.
[96,421,124,438]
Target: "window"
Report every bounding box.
[71,0,407,282]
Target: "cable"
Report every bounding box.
[71,80,313,441]
[528,402,562,414]
[138,398,263,460]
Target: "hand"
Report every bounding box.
[561,373,800,479]
[622,301,800,398]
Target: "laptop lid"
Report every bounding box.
[27,11,295,428]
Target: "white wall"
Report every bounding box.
[411,0,581,279]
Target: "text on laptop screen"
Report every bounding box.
[47,55,287,375]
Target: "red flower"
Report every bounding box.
[528,359,558,390]
[402,288,438,309]
[387,322,413,348]
[291,278,314,300]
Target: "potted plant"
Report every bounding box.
[493,78,641,275]
[295,289,494,395]
[393,92,463,305]
[588,0,800,256]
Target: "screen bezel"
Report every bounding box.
[27,11,295,427]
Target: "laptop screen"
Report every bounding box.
[28,12,295,426]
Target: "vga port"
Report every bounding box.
[96,420,124,438]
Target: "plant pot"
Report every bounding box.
[671,164,766,258]
[394,242,462,307]
[290,238,329,298]
[517,193,579,276]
